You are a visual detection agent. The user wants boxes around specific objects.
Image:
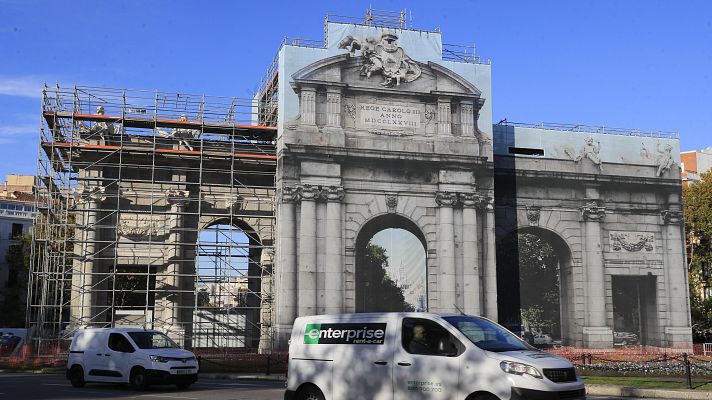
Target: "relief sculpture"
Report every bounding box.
[609,231,655,252]
[339,31,422,87]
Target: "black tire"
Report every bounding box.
[68,365,85,388]
[297,384,325,400]
[470,394,499,400]
[130,367,149,391]
[176,382,192,390]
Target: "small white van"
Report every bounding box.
[285,313,585,400]
[66,328,199,390]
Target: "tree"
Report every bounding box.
[0,233,32,327]
[358,243,414,312]
[683,171,712,341]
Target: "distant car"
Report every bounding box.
[533,333,553,346]
[613,331,638,345]
[0,335,22,356]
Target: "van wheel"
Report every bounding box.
[68,365,85,388]
[130,367,149,391]
[297,384,325,400]
[472,394,498,400]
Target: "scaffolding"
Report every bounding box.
[28,85,278,354]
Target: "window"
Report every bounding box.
[401,318,462,357]
[10,223,23,239]
[108,333,135,353]
[127,331,179,349]
[443,315,532,352]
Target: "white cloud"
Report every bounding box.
[0,122,37,144]
[0,76,46,98]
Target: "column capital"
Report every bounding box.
[581,199,606,221]
[435,191,459,207]
[300,184,321,201]
[460,192,480,208]
[76,186,106,204]
[476,194,494,211]
[325,186,345,202]
[661,209,684,225]
[166,189,190,206]
[281,185,301,203]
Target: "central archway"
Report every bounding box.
[355,214,427,313]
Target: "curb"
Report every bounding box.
[587,384,712,399]
[199,373,286,382]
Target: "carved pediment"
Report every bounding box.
[291,55,481,100]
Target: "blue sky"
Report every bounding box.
[1,0,710,178]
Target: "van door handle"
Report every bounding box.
[95,353,102,356]
[104,354,111,356]
[397,362,411,367]
[374,361,388,365]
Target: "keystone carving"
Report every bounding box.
[385,193,398,212]
[339,31,422,87]
[581,200,606,221]
[526,206,541,226]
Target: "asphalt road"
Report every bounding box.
[0,373,670,400]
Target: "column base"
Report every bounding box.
[583,326,613,348]
[164,325,186,348]
[274,324,294,351]
[664,326,693,349]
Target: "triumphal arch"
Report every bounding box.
[272,16,692,349]
[31,11,692,351]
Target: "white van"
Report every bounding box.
[285,313,585,400]
[66,328,199,390]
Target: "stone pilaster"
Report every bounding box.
[324,186,345,314]
[71,187,106,326]
[325,88,342,129]
[299,87,317,126]
[661,194,693,347]
[298,184,319,316]
[461,193,481,315]
[276,185,299,346]
[580,193,613,348]
[436,191,458,311]
[437,97,452,136]
[460,101,475,137]
[163,189,190,339]
[479,195,498,320]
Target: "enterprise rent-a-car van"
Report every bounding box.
[285,313,585,400]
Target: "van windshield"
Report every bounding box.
[127,332,180,349]
[443,316,532,352]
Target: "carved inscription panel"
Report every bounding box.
[118,214,167,238]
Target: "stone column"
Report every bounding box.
[71,187,105,326]
[164,189,190,338]
[480,196,498,320]
[324,186,345,314]
[325,88,342,129]
[661,193,693,346]
[460,101,475,137]
[461,193,481,315]
[437,97,452,136]
[580,193,612,347]
[276,186,298,346]
[436,192,457,312]
[298,184,319,316]
[300,88,317,127]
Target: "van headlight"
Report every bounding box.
[500,361,542,378]
[150,355,169,363]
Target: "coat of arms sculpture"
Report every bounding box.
[339,31,422,88]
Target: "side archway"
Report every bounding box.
[194,218,262,348]
[354,214,428,313]
[497,226,575,346]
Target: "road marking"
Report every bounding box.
[138,395,199,400]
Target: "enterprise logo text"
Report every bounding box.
[304,323,387,345]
